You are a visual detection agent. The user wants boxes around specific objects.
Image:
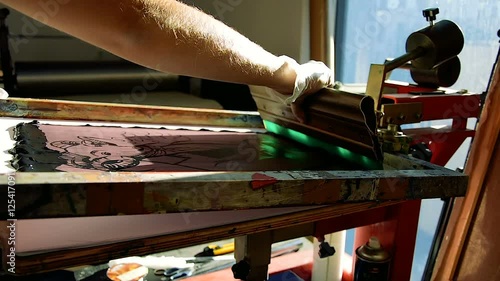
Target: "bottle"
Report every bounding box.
[353,236,391,281]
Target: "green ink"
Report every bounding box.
[263,120,381,170]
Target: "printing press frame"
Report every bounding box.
[0,98,468,281]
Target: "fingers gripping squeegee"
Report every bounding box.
[250,86,383,165]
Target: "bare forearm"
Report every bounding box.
[2,0,296,93]
[132,0,297,91]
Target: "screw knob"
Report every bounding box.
[231,260,251,280]
[423,8,439,24]
[318,241,336,258]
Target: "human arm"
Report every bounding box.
[1,0,299,93]
[2,0,334,121]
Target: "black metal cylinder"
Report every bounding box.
[406,20,464,69]
[410,56,461,87]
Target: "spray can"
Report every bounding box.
[353,236,391,281]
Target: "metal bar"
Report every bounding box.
[0,98,264,128]
[383,93,481,121]
[389,200,421,281]
[366,47,426,110]
[384,47,426,72]
[365,64,387,111]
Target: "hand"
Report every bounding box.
[276,56,335,123]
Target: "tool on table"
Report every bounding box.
[155,267,195,280]
[250,7,480,166]
[195,242,235,257]
[147,256,234,280]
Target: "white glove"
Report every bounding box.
[0,88,9,99]
[279,56,335,123]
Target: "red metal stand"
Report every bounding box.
[349,82,481,280]
[185,82,481,281]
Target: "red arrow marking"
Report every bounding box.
[251,173,279,190]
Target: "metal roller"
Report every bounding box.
[367,8,465,111]
[410,56,461,87]
[406,8,464,70]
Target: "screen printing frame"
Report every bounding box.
[0,98,467,216]
[0,97,468,275]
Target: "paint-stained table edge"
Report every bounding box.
[0,153,467,219]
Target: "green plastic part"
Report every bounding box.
[263,120,382,170]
